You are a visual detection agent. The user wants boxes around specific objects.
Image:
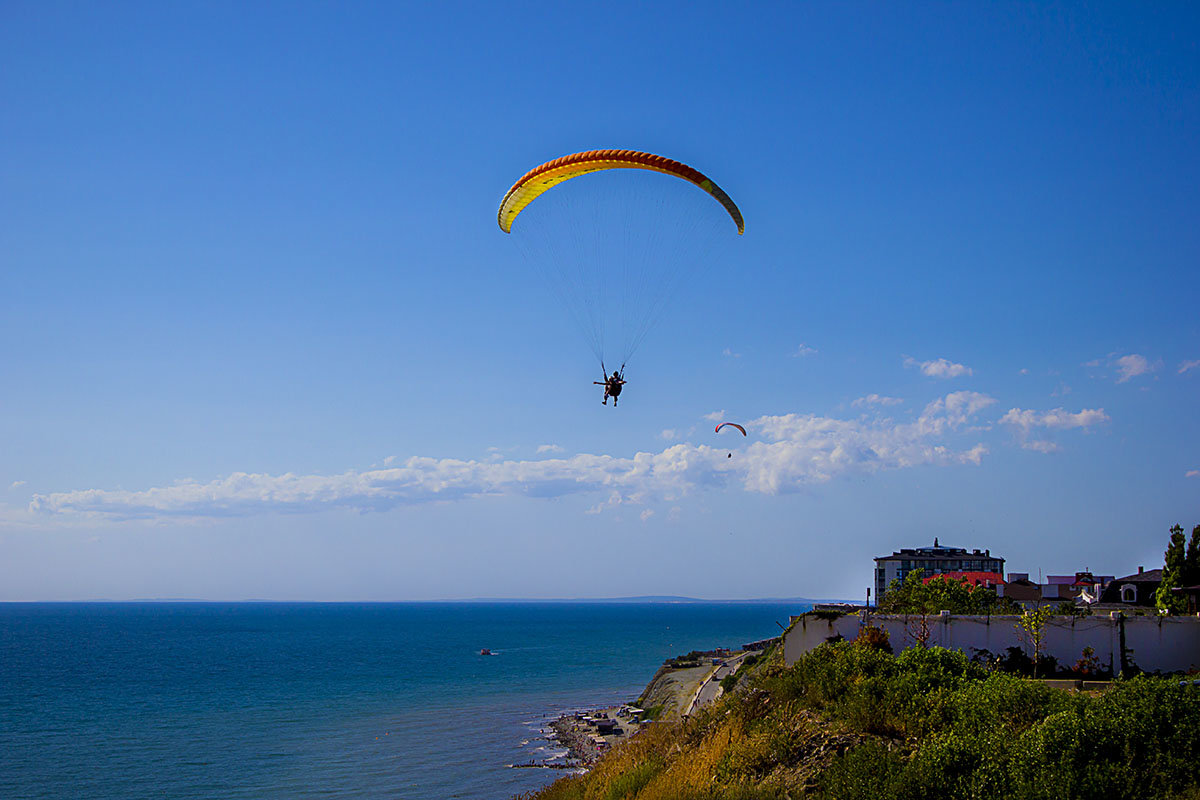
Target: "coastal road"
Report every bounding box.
[687,652,750,715]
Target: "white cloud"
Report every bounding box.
[659,429,678,441]
[740,393,991,494]
[904,356,973,379]
[9,480,26,489]
[1019,368,1030,375]
[999,407,1110,431]
[722,347,741,358]
[703,410,726,422]
[999,406,1109,454]
[1178,359,1200,375]
[32,393,997,521]
[640,509,655,521]
[1113,353,1155,383]
[852,394,903,409]
[791,343,817,358]
[536,444,564,454]
[1186,470,1199,478]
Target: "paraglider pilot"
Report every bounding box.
[595,369,626,406]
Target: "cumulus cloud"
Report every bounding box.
[1178,359,1200,375]
[792,343,817,358]
[536,444,564,454]
[640,509,655,521]
[852,394,903,409]
[659,429,678,441]
[704,410,726,422]
[722,347,741,358]
[999,406,1109,453]
[32,393,997,521]
[904,356,973,379]
[1088,352,1159,383]
[740,393,991,494]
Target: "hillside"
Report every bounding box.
[521,634,1200,799]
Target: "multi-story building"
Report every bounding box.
[874,538,1004,602]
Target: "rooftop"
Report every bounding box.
[876,538,997,561]
[1113,568,1163,583]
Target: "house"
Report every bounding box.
[1000,574,1042,608]
[1098,567,1163,606]
[874,539,1005,601]
[995,571,1116,608]
[1044,571,1114,603]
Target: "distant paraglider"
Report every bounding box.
[715,422,747,458]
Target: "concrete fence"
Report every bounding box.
[783,611,1200,675]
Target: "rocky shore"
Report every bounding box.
[534,646,758,770]
[546,705,643,766]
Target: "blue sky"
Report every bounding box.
[2,1,1197,600]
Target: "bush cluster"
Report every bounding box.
[807,641,1200,799]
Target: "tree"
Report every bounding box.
[1187,524,1200,584]
[879,569,1016,615]
[1156,523,1197,614]
[1016,605,1054,678]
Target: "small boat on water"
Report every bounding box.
[480,648,494,656]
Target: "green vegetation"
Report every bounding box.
[1157,523,1200,614]
[720,654,760,694]
[664,650,716,669]
[522,638,1200,800]
[638,704,665,721]
[878,569,1018,615]
[1015,606,1054,678]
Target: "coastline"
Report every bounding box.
[532,642,773,771]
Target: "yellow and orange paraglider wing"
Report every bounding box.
[498,149,744,235]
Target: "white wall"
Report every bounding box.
[783,612,1200,674]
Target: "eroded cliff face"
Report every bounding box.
[636,662,711,720]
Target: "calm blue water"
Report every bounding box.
[0,602,803,799]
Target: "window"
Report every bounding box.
[1121,585,1135,603]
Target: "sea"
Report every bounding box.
[0,601,807,799]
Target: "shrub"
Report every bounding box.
[821,741,904,799]
[855,624,892,653]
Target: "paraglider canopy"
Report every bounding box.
[498,149,743,371]
[715,422,747,436]
[498,149,744,235]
